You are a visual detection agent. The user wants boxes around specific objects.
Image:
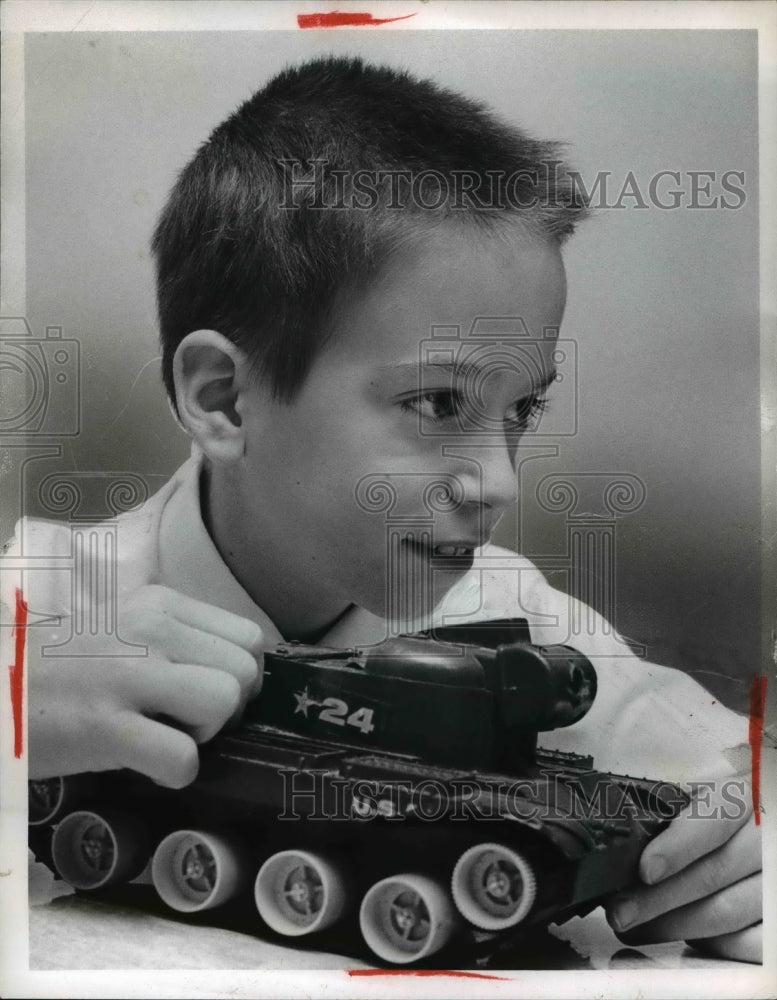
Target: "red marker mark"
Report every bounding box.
[9,588,27,758]
[298,11,416,28]
[748,674,767,825]
[347,969,507,980]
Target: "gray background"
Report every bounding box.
[18,30,760,710]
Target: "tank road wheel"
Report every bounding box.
[254,850,348,936]
[28,775,95,827]
[152,830,247,913]
[359,874,458,965]
[451,842,537,930]
[28,778,67,827]
[51,810,149,890]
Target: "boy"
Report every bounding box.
[4,57,761,962]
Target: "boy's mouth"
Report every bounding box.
[432,544,474,557]
[400,536,477,567]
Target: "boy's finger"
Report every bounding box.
[688,923,762,964]
[140,617,261,699]
[128,661,242,740]
[110,712,200,788]
[609,820,760,931]
[639,782,753,884]
[610,873,761,945]
[130,585,265,655]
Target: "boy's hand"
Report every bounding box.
[122,585,265,704]
[605,777,762,963]
[28,585,265,788]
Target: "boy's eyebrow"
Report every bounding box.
[377,362,558,394]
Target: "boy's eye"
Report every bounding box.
[399,391,549,431]
[504,394,548,433]
[399,391,459,423]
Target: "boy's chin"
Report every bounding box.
[361,567,469,627]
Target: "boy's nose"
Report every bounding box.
[463,442,520,513]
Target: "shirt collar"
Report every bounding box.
[157,449,287,647]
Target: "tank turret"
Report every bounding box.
[247,619,597,768]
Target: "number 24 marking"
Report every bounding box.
[319,698,375,734]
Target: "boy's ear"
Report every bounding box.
[173,329,255,464]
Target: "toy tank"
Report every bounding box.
[28,619,688,966]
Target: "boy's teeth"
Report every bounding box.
[434,545,471,556]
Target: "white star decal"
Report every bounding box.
[293,686,321,717]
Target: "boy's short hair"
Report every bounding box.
[152,56,587,408]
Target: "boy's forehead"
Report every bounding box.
[399,314,559,368]
[317,225,567,374]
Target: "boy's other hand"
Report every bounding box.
[28,585,265,788]
[605,776,762,963]
[122,585,265,703]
